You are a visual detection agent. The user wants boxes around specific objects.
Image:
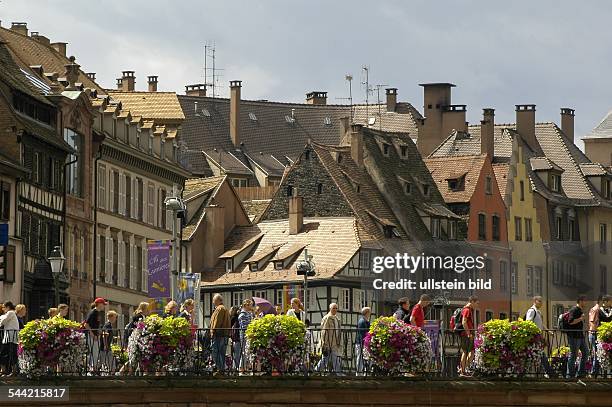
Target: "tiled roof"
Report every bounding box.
[182,176,225,240]
[584,110,612,139]
[424,155,487,204]
[492,163,510,199]
[242,199,271,222]
[201,217,360,288]
[352,103,422,136]
[530,157,563,172]
[178,96,421,176]
[0,27,104,93]
[184,175,225,201]
[431,122,603,205]
[243,150,286,177]
[203,149,253,176]
[107,91,184,122]
[0,42,51,105]
[579,162,610,177]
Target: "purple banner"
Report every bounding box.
[147,240,170,298]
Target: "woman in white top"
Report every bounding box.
[0,302,20,375]
[286,298,306,322]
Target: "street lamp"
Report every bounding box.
[164,193,185,301]
[296,249,315,323]
[48,246,65,307]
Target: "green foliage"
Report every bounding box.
[111,344,128,365]
[597,321,612,343]
[245,314,306,350]
[143,314,191,347]
[19,317,83,350]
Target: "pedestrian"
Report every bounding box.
[525,296,552,377]
[588,295,610,377]
[120,302,150,375]
[410,294,431,329]
[210,293,230,373]
[57,303,69,319]
[286,298,305,322]
[0,304,4,374]
[566,295,589,378]
[355,306,371,376]
[84,297,108,373]
[393,297,411,323]
[48,307,58,318]
[163,300,179,318]
[458,296,479,377]
[100,310,118,374]
[179,299,195,322]
[0,302,20,376]
[316,303,342,374]
[15,304,26,329]
[275,304,282,315]
[237,299,254,374]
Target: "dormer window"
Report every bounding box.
[383,225,400,238]
[431,218,440,238]
[225,259,233,273]
[323,117,332,126]
[447,175,465,192]
[603,179,611,199]
[274,261,284,270]
[337,154,343,163]
[551,174,561,192]
[249,263,259,272]
[404,182,412,194]
[422,184,430,197]
[382,144,390,156]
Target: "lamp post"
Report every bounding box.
[48,246,65,307]
[296,249,315,322]
[164,192,186,301]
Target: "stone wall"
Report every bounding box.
[1,377,611,407]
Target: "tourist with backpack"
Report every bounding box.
[525,296,551,377]
[565,295,589,379]
[456,296,478,377]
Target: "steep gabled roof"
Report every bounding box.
[201,217,360,287]
[584,110,612,139]
[107,91,184,123]
[424,154,487,204]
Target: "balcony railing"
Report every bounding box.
[3,328,609,379]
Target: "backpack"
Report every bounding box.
[450,308,464,332]
[230,318,240,342]
[558,312,571,330]
[123,321,134,344]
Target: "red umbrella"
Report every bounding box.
[252,297,276,315]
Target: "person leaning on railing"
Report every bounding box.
[100,310,119,374]
[83,298,108,373]
[210,294,230,374]
[525,296,552,377]
[355,307,371,376]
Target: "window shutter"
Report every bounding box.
[129,243,136,290]
[118,238,124,287]
[108,169,114,212]
[96,234,100,280]
[106,236,112,284]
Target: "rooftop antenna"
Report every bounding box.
[361,66,374,126]
[374,83,388,131]
[335,74,354,123]
[203,41,224,98]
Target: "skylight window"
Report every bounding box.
[249,112,258,121]
[323,117,332,126]
[202,108,211,117]
[285,115,295,124]
[368,117,376,126]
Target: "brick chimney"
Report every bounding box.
[203,205,225,271]
[147,75,158,92]
[560,108,575,144]
[116,78,123,90]
[480,108,495,157]
[306,91,327,105]
[351,124,364,167]
[50,42,67,57]
[30,31,51,45]
[185,84,207,97]
[121,71,135,92]
[64,56,80,91]
[289,196,304,235]
[86,72,96,81]
[417,83,455,157]
[441,104,467,138]
[516,105,537,150]
[230,80,242,147]
[10,22,27,36]
[386,88,397,112]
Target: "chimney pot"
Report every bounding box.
[560,107,575,144]
[515,104,537,150]
[306,91,327,105]
[350,124,364,167]
[86,72,96,80]
[121,70,135,91]
[10,22,28,36]
[480,108,495,157]
[289,196,304,235]
[147,75,158,92]
[385,88,397,112]
[50,42,67,57]
[185,84,207,97]
[230,81,241,147]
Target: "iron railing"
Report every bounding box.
[1,327,609,378]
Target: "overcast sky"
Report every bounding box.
[3,1,612,148]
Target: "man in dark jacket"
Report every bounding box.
[355,307,371,375]
[393,297,411,323]
[566,295,589,378]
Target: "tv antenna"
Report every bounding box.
[374,83,388,130]
[203,41,224,98]
[361,66,375,125]
[335,74,354,123]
